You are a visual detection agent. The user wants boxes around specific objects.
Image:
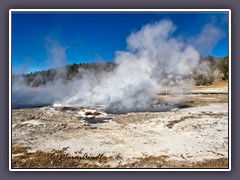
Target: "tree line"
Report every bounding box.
[12,56,228,87]
[193,55,229,86]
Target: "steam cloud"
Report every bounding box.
[12,19,223,113]
[190,23,226,54]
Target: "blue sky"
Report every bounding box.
[11,11,229,73]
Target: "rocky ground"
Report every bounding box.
[11,83,229,169]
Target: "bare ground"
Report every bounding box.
[11,84,229,169]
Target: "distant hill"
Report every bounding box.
[12,56,228,87]
[12,62,117,87]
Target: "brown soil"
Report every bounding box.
[12,146,113,168]
[12,146,228,169]
[166,115,197,129]
[117,156,228,168]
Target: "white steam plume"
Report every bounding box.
[13,19,215,113]
[57,20,200,112]
[190,23,225,54]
